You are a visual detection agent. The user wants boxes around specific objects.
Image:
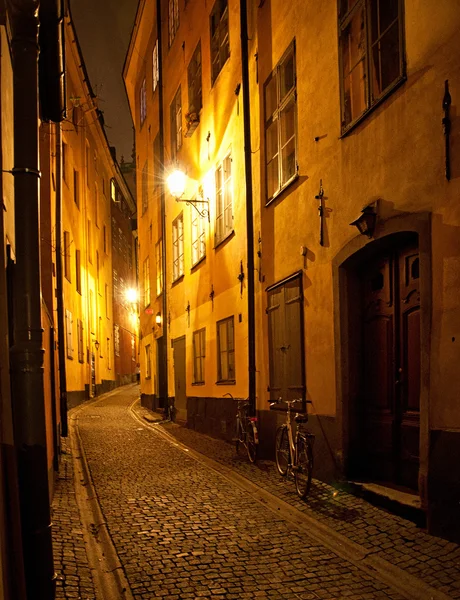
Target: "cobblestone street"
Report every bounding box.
[52,385,460,599]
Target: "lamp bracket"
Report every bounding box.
[176,197,209,221]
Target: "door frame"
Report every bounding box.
[332,212,432,507]
[172,335,187,422]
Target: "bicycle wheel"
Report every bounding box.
[275,426,289,476]
[246,422,257,464]
[295,435,313,499]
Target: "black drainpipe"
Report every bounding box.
[240,0,256,414]
[8,0,56,597]
[55,123,69,436]
[157,0,169,416]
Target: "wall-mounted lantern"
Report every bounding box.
[166,169,209,220]
[350,202,378,238]
[155,312,162,326]
[94,340,100,352]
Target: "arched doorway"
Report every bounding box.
[343,232,421,491]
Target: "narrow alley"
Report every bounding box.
[52,385,460,600]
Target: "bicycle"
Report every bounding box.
[233,397,259,463]
[271,398,314,499]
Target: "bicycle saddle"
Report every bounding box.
[294,414,308,423]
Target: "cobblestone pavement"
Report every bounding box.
[148,411,460,600]
[51,385,460,599]
[52,437,98,599]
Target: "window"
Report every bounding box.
[96,251,100,293]
[193,328,206,384]
[77,318,84,363]
[142,161,148,214]
[114,324,120,357]
[339,0,404,132]
[153,134,162,190]
[62,141,67,183]
[170,87,182,161]
[145,344,151,379]
[95,183,99,227]
[76,249,81,294]
[215,154,233,244]
[217,316,235,382]
[64,230,71,281]
[172,214,184,281]
[210,0,229,85]
[266,273,304,403]
[87,220,92,264]
[140,78,147,125]
[110,178,117,203]
[152,39,159,92]
[143,257,151,307]
[191,207,206,265]
[155,240,163,296]
[65,309,73,359]
[98,317,103,358]
[168,0,179,46]
[73,169,80,207]
[264,40,297,202]
[85,141,90,187]
[103,225,107,254]
[106,337,111,369]
[105,283,109,317]
[188,41,202,116]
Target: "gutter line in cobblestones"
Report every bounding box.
[129,399,451,600]
[71,396,135,600]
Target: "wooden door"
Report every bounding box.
[360,243,420,489]
[172,336,186,422]
[267,274,304,403]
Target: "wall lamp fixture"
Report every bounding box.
[350,202,378,238]
[166,169,209,220]
[155,312,162,326]
[94,340,100,351]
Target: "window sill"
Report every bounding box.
[192,381,205,386]
[172,274,184,286]
[191,255,206,271]
[339,75,406,138]
[214,229,234,250]
[265,173,299,207]
[216,380,236,385]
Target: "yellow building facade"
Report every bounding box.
[125,0,460,541]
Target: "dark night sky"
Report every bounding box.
[71,0,138,163]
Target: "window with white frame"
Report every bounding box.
[87,220,93,264]
[264,40,297,202]
[65,309,74,359]
[191,207,206,266]
[339,0,404,133]
[152,39,159,92]
[188,41,202,116]
[210,0,229,85]
[215,154,233,244]
[193,328,206,384]
[170,87,182,162]
[155,239,163,295]
[143,256,151,307]
[145,344,151,379]
[73,169,80,208]
[140,77,147,125]
[77,318,84,363]
[106,337,111,369]
[217,316,235,382]
[172,214,184,281]
[168,0,179,46]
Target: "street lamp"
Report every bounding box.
[350,202,378,238]
[125,287,139,304]
[166,168,209,220]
